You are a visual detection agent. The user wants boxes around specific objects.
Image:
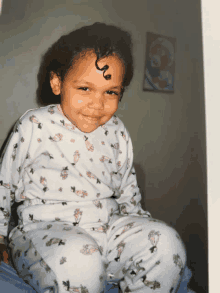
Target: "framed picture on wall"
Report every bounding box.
[143,32,176,93]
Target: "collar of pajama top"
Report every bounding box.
[11,104,128,202]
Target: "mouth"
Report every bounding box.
[83,115,100,123]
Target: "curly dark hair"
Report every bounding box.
[36,22,134,106]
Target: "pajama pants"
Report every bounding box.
[8,214,187,293]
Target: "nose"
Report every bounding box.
[89,92,104,110]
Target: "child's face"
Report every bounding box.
[50,50,125,133]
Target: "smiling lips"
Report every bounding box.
[83,115,100,123]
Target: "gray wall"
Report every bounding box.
[0,1,207,291]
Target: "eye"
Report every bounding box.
[79,87,90,92]
[106,91,119,96]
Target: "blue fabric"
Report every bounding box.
[0,262,194,293]
[176,266,195,293]
[0,262,36,292]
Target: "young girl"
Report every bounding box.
[0,23,186,293]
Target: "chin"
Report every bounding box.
[79,124,100,133]
[80,128,95,133]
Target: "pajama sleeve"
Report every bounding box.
[0,113,33,240]
[116,125,152,218]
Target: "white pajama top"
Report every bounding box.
[0,104,151,241]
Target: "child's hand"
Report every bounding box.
[0,243,9,265]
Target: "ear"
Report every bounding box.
[50,71,61,95]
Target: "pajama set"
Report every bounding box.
[0,104,187,293]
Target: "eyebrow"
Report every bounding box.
[73,80,122,90]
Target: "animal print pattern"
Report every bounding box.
[0,104,186,292]
[8,215,186,293]
[0,104,151,236]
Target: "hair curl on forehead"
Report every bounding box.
[36,22,133,106]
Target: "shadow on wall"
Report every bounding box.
[133,162,208,293]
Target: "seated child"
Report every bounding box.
[0,22,186,293]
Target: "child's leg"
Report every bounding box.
[105,216,187,293]
[9,221,106,293]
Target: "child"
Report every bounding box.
[0,22,186,293]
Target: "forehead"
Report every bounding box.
[65,50,125,86]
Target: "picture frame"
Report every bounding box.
[143,32,176,93]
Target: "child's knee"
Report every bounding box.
[140,219,187,267]
[155,223,187,268]
[47,233,105,293]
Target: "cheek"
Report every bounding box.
[66,94,88,110]
[105,101,119,112]
[73,99,86,109]
[62,87,85,107]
